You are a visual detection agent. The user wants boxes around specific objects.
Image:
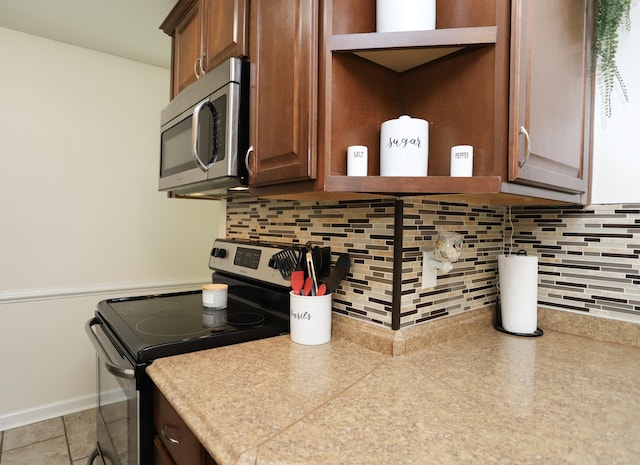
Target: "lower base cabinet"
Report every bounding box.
[153,436,179,465]
[153,386,218,465]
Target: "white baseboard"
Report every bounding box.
[0,394,97,431]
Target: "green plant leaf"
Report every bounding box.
[593,0,631,117]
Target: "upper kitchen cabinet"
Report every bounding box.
[249,0,595,204]
[507,0,594,197]
[247,0,319,186]
[161,0,248,98]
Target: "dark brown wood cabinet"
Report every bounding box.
[153,386,218,465]
[160,0,594,203]
[161,0,248,98]
[507,0,594,197]
[248,0,594,204]
[247,0,319,187]
[153,435,179,465]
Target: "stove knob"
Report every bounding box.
[211,248,227,258]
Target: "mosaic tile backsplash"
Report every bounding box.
[507,204,640,321]
[398,200,502,328]
[226,197,398,327]
[226,196,640,329]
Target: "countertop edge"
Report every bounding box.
[334,306,640,354]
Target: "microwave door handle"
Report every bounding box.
[191,99,210,171]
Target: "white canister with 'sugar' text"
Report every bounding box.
[380,115,429,176]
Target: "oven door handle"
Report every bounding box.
[86,318,135,380]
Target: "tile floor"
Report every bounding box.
[0,408,96,465]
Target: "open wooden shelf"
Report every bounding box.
[330,26,498,72]
[324,175,502,194]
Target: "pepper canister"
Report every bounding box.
[380,115,429,176]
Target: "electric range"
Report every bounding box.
[86,239,292,465]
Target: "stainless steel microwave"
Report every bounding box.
[159,58,249,195]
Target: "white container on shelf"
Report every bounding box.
[377,0,436,33]
[450,145,474,177]
[347,145,368,176]
[380,115,429,177]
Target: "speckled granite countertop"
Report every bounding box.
[147,327,640,465]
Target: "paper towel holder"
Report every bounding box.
[421,232,463,288]
[494,250,544,337]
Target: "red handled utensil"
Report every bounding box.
[291,270,305,295]
[303,276,313,296]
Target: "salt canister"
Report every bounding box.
[380,115,429,176]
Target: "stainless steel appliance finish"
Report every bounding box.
[85,319,137,465]
[159,58,249,196]
[86,239,292,465]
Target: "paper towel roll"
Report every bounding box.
[498,254,538,334]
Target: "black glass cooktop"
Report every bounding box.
[97,286,289,363]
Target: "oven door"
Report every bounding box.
[86,318,138,465]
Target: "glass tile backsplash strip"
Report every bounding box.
[507,203,640,320]
[226,196,640,328]
[226,197,398,327]
[399,199,503,327]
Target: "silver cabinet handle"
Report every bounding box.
[198,53,206,77]
[192,99,211,171]
[194,54,206,79]
[518,126,532,168]
[245,145,254,176]
[85,319,135,380]
[161,425,180,445]
[194,56,201,80]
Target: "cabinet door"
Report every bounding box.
[202,0,248,73]
[153,436,177,465]
[153,387,206,465]
[509,0,594,193]
[249,0,319,186]
[172,1,204,97]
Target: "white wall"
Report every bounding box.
[591,4,640,204]
[0,27,225,429]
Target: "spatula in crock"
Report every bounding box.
[290,270,305,295]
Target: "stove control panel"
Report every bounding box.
[209,239,291,287]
